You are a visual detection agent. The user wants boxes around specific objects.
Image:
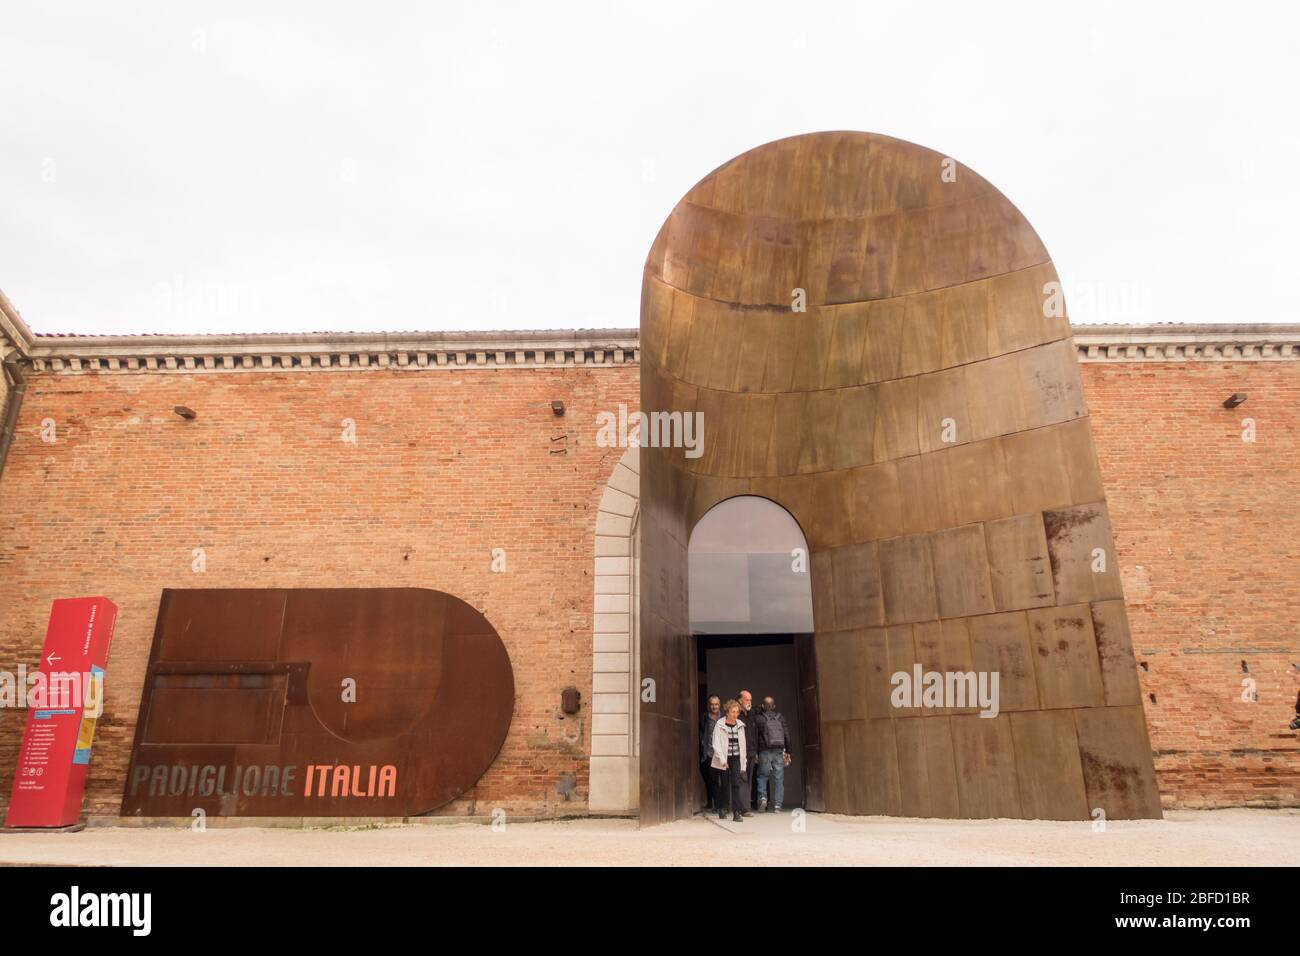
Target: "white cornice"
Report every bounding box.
[6,321,1300,374]
[1072,323,1300,362]
[0,290,35,361]
[22,329,641,374]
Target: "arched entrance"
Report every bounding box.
[589,445,640,814]
[689,496,821,811]
[638,131,1162,825]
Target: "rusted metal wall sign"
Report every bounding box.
[121,588,514,817]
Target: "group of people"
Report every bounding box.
[699,689,792,822]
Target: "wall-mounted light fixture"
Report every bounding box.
[561,686,581,714]
[173,405,197,420]
[551,400,565,416]
[1223,393,1247,409]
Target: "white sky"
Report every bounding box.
[2,1,1297,335]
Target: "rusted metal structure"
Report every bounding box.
[639,131,1162,825]
[122,588,514,817]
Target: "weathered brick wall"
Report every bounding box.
[0,364,638,818]
[1080,361,1300,808]
[1,355,1296,818]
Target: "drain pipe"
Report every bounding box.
[0,354,28,484]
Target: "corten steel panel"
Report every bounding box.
[968,611,1039,713]
[813,629,867,722]
[154,589,286,663]
[862,628,893,720]
[879,534,939,625]
[1089,600,1143,707]
[895,716,961,818]
[859,718,903,815]
[1043,503,1126,605]
[821,721,850,812]
[1073,705,1164,819]
[830,542,884,629]
[640,131,1160,821]
[950,713,1023,819]
[142,676,288,745]
[984,513,1056,612]
[1008,710,1090,820]
[1026,604,1107,710]
[794,633,825,811]
[885,625,920,718]
[930,524,996,620]
[122,588,514,817]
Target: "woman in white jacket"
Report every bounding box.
[711,699,748,822]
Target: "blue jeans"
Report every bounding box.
[756,749,785,807]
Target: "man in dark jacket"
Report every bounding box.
[699,695,722,810]
[737,689,758,815]
[753,696,792,812]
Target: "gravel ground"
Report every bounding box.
[1,807,1296,866]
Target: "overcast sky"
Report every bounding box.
[2,1,1296,336]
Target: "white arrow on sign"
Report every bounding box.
[46,652,61,665]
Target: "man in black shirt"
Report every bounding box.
[699,695,722,810]
[737,689,758,815]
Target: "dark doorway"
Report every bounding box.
[697,634,809,807]
[684,495,825,816]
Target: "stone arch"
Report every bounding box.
[638,131,1162,825]
[589,444,640,813]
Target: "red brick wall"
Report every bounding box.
[0,365,637,818]
[1081,361,1300,808]
[1,356,1296,818]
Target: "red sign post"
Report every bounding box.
[5,597,117,828]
